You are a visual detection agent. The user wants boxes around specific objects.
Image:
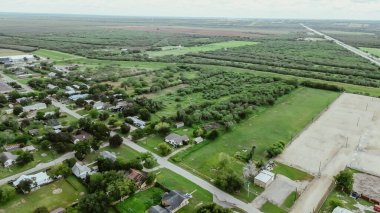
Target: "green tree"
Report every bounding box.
[120,124,131,134]
[266,141,285,158]
[158,143,171,156]
[154,122,171,136]
[78,192,109,213]
[17,179,33,193]
[109,134,123,148]
[138,108,151,121]
[74,140,91,160]
[49,163,71,178]
[16,151,34,166]
[0,185,16,204]
[335,169,353,192]
[197,203,233,213]
[34,207,49,213]
[89,109,99,119]
[13,106,23,116]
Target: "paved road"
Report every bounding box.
[301,24,380,67]
[0,152,75,186]
[1,72,260,212]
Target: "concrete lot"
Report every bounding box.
[276,93,380,212]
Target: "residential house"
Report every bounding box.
[175,122,184,128]
[127,116,146,128]
[111,101,132,112]
[72,162,92,179]
[194,137,204,144]
[254,170,275,188]
[65,86,76,95]
[22,145,37,152]
[149,190,190,213]
[100,151,117,162]
[4,143,21,151]
[48,72,57,78]
[69,94,89,101]
[0,82,14,94]
[47,119,63,133]
[23,103,47,112]
[0,152,18,167]
[13,171,53,192]
[165,133,189,147]
[93,101,106,110]
[16,97,29,103]
[127,169,149,189]
[47,84,58,90]
[73,131,92,144]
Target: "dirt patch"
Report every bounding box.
[353,173,380,203]
[52,188,63,194]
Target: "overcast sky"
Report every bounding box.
[1,0,380,20]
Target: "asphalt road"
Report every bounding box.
[301,24,380,67]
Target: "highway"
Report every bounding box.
[301,24,380,67]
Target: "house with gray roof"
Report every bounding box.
[0,82,13,94]
[100,151,117,162]
[0,152,19,167]
[165,133,189,147]
[127,116,146,128]
[149,190,190,213]
[72,162,92,179]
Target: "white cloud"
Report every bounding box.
[0,0,379,20]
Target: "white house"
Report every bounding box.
[254,170,275,188]
[72,162,92,179]
[93,101,106,110]
[13,171,53,192]
[165,133,189,147]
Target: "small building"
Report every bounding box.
[93,101,106,110]
[72,162,92,179]
[4,143,21,151]
[111,101,132,112]
[28,129,39,136]
[127,169,149,189]
[149,190,190,213]
[165,133,189,147]
[69,94,89,101]
[254,170,275,188]
[47,119,63,131]
[48,72,57,78]
[44,111,56,118]
[23,103,47,112]
[100,151,117,162]
[47,84,58,90]
[332,207,354,213]
[22,145,37,152]
[0,82,14,94]
[73,131,92,144]
[13,171,53,192]
[127,116,146,128]
[194,137,204,144]
[0,152,18,167]
[16,97,29,103]
[175,122,184,128]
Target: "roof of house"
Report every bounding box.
[23,103,47,112]
[165,133,189,145]
[47,119,61,127]
[0,152,18,162]
[194,137,204,143]
[255,170,275,183]
[148,205,169,213]
[13,171,52,187]
[93,101,106,109]
[28,129,39,135]
[72,162,91,178]
[22,145,37,152]
[69,94,89,101]
[127,169,148,187]
[0,82,13,93]
[100,151,117,161]
[161,190,189,211]
[127,116,146,127]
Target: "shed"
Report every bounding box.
[254,170,275,188]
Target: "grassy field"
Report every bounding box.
[0,48,25,56]
[61,57,170,69]
[0,178,86,212]
[156,168,213,212]
[360,47,380,58]
[172,87,338,200]
[261,201,287,213]
[273,162,313,181]
[147,41,258,57]
[116,187,164,213]
[319,189,374,213]
[282,191,297,209]
[33,49,84,61]
[83,145,141,164]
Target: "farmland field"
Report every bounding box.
[33,49,84,61]
[360,47,380,58]
[147,41,258,57]
[0,48,25,56]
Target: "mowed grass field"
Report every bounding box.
[33,49,84,61]
[116,187,164,213]
[0,48,25,56]
[83,145,141,164]
[0,178,86,212]
[147,41,258,57]
[173,87,339,185]
[360,47,380,57]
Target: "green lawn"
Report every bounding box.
[261,201,287,213]
[273,162,313,181]
[172,87,338,201]
[116,187,164,213]
[282,191,297,209]
[0,178,86,212]
[319,189,374,213]
[147,41,258,57]
[0,150,57,179]
[138,135,169,156]
[83,145,141,164]
[360,47,380,58]
[33,49,83,61]
[156,168,213,212]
